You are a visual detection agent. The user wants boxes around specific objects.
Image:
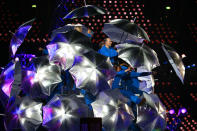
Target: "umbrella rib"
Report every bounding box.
[119,32,124,43]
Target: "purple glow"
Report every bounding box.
[14,108,23,115]
[180,108,187,114]
[26,71,36,85]
[73,55,83,66]
[10,25,32,56]
[47,44,58,60]
[1,62,15,97]
[3,64,15,76]
[2,81,13,97]
[11,44,20,56]
[43,107,54,124]
[169,109,175,115]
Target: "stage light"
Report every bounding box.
[32,5,37,8]
[180,108,187,114]
[165,6,171,10]
[15,57,19,61]
[181,54,186,58]
[169,109,175,114]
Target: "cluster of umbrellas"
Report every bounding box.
[0,2,185,131]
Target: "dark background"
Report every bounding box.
[0,0,197,130]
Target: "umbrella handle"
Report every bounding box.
[133,17,136,23]
[84,0,87,6]
[9,30,15,35]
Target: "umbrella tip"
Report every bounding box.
[133,17,136,23]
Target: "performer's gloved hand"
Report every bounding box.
[140,72,152,76]
[80,89,86,95]
[138,98,146,106]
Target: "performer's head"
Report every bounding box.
[104,38,112,48]
[99,38,112,48]
[114,58,134,72]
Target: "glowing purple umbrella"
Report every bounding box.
[22,56,62,97]
[10,18,35,57]
[4,97,43,131]
[47,42,89,70]
[0,62,15,98]
[42,94,93,131]
[0,61,23,107]
[48,30,93,71]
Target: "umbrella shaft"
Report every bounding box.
[133,17,136,23]
[84,0,87,6]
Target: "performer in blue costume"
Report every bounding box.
[98,38,118,64]
[80,89,96,110]
[112,61,151,104]
[112,61,151,131]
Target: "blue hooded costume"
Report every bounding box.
[112,65,152,131]
[98,45,118,63]
[112,66,151,104]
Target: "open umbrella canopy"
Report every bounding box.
[91,89,134,131]
[69,56,110,96]
[63,5,107,19]
[22,56,62,97]
[162,44,185,84]
[0,61,15,98]
[103,19,150,43]
[0,60,23,99]
[116,43,160,71]
[69,50,115,96]
[47,43,78,71]
[42,94,93,131]
[136,93,166,131]
[47,42,90,70]
[83,50,116,80]
[137,66,155,94]
[10,18,35,57]
[50,30,93,49]
[4,97,42,131]
[51,23,93,38]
